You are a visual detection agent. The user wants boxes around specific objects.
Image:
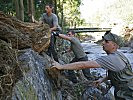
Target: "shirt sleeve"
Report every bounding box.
[52,14,58,27]
[71,37,75,42]
[95,54,126,71]
[95,56,117,71]
[71,37,81,43]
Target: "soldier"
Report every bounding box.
[53,30,91,83]
[40,4,61,62]
[53,32,133,99]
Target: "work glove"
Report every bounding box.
[52,31,59,36]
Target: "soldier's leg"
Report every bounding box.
[47,34,59,62]
[67,58,78,83]
[79,56,92,80]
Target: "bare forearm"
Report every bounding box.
[60,61,100,70]
[50,27,57,31]
[58,34,71,40]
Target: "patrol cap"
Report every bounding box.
[102,32,122,46]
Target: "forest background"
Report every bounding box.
[0,0,133,31]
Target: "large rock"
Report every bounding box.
[12,49,62,100]
[0,11,50,52]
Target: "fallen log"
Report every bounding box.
[0,11,50,52]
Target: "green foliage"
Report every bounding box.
[34,0,47,20]
[0,0,83,29]
[0,0,15,15]
[61,0,83,28]
[54,0,83,30]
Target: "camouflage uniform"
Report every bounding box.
[108,53,133,100]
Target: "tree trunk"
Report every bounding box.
[54,0,57,14]
[14,0,20,19]
[27,0,35,22]
[19,0,24,21]
[60,1,64,29]
[27,0,29,15]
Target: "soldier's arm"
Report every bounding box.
[53,60,101,70]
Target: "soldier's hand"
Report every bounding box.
[51,61,62,70]
[92,79,103,87]
[52,32,59,36]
